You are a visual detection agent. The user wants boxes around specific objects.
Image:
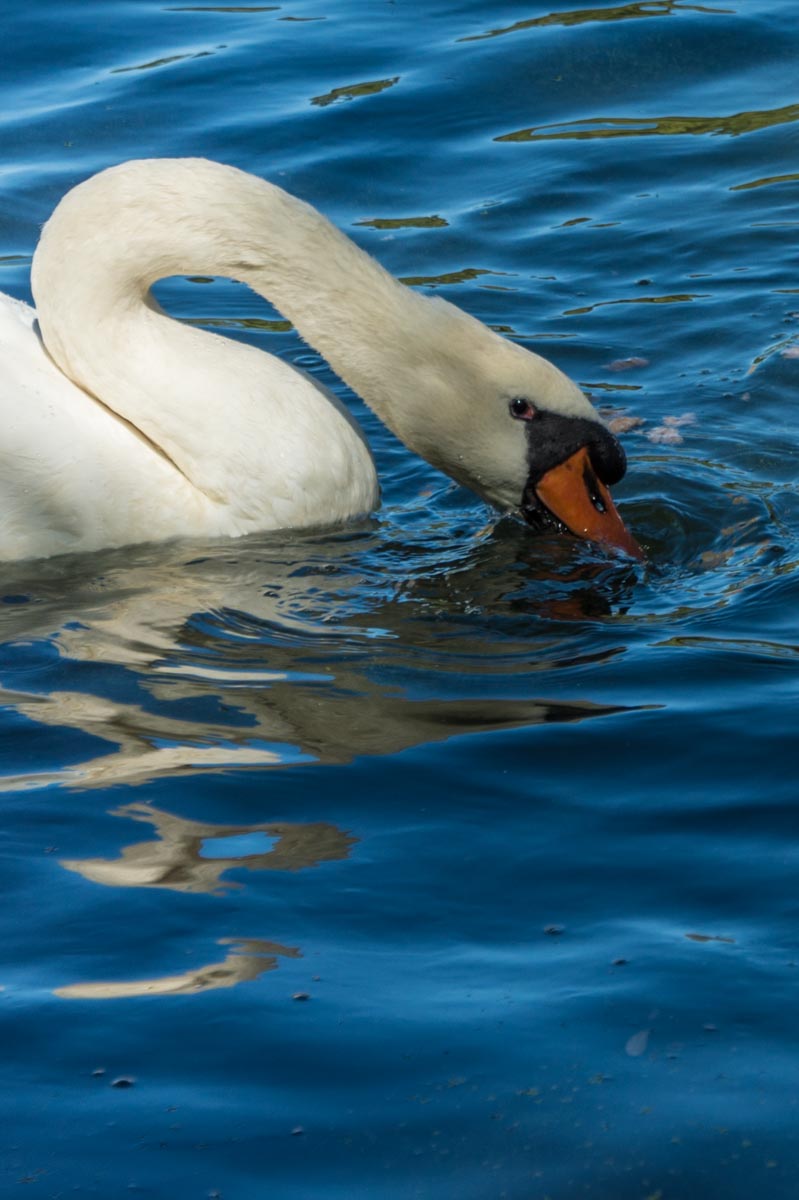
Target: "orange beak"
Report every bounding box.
[534,446,643,560]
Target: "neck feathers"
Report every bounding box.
[32,157,453,444]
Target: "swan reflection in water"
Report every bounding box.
[0,531,645,1001]
[60,802,358,895]
[55,937,301,1000]
[0,523,644,794]
[54,804,354,998]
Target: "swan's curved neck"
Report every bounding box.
[31,159,493,515]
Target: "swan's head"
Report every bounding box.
[405,302,642,559]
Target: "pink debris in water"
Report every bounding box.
[645,412,696,445]
[608,415,646,435]
[605,356,650,372]
[782,345,799,358]
[662,413,696,427]
[646,426,684,445]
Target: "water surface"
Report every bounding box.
[1,1,799,1196]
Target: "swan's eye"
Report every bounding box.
[509,398,535,421]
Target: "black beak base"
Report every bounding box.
[522,410,627,494]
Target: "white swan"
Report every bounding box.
[0,158,640,561]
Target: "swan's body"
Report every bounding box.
[0,285,376,557]
[0,158,639,561]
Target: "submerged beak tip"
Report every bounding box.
[599,526,645,563]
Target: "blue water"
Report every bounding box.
[2,1,799,1196]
